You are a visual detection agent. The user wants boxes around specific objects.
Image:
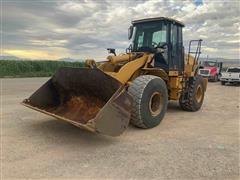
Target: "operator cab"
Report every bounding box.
[128,17,185,73]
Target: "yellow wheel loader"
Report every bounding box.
[22,17,207,136]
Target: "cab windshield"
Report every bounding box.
[132,22,167,51]
[227,68,240,73]
[203,61,217,67]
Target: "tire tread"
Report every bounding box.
[129,75,165,128]
[179,75,204,111]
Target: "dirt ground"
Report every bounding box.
[1,78,239,179]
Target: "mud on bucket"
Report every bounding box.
[22,67,132,136]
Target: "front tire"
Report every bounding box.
[221,81,225,85]
[179,75,205,112]
[128,75,168,128]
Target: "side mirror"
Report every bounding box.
[128,25,133,40]
[107,48,116,56]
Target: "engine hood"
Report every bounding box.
[203,66,217,73]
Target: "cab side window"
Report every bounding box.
[171,24,178,56]
[170,23,184,71]
[178,26,182,44]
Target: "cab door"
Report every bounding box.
[170,23,184,73]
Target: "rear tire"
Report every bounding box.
[128,75,168,128]
[179,75,205,112]
[221,81,225,85]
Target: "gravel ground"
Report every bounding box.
[1,77,239,179]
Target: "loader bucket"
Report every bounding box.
[22,67,132,136]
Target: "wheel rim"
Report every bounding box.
[149,92,163,116]
[195,85,203,103]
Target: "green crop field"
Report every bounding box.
[0,60,84,78]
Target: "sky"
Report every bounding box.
[1,0,240,60]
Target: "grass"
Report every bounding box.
[0,60,84,78]
[0,60,233,78]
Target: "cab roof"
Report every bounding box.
[132,17,185,27]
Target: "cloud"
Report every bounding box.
[3,48,69,60]
[2,0,240,60]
